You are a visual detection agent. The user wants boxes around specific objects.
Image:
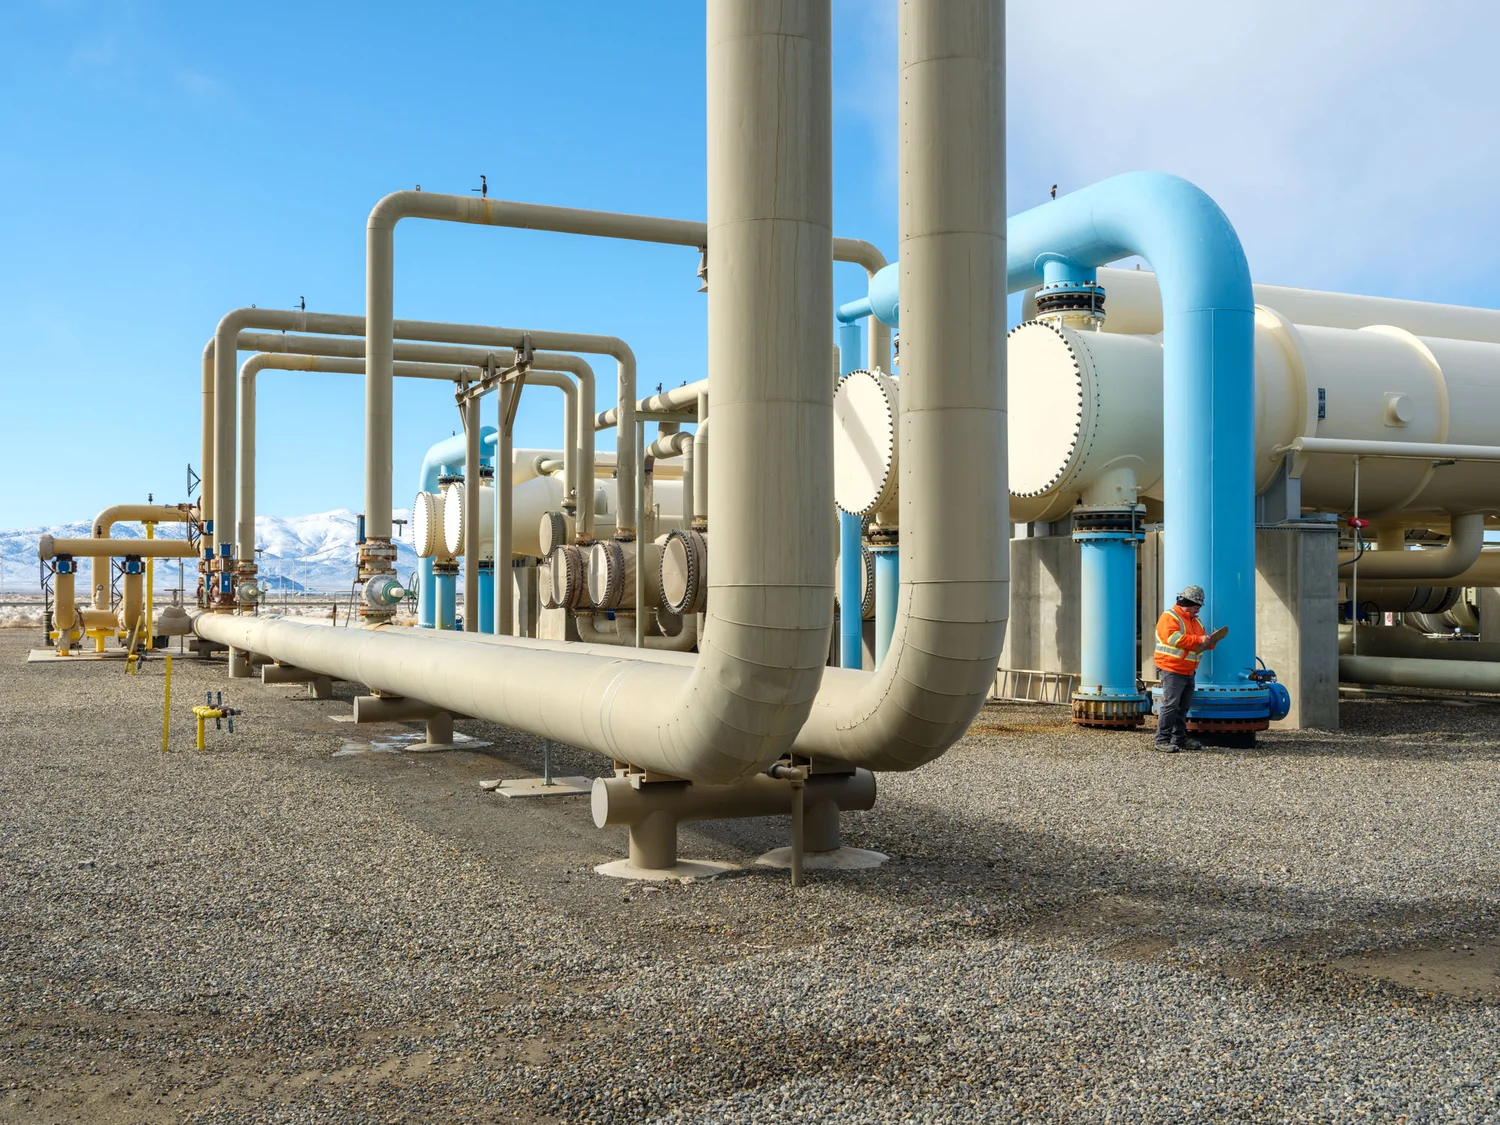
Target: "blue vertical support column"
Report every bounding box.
[477,560,495,635]
[837,321,865,669]
[434,567,457,629]
[871,544,898,668]
[1071,510,1146,727]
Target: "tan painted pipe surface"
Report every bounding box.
[364,205,881,543]
[1339,653,1500,692]
[576,610,698,652]
[788,0,1009,770]
[237,351,482,564]
[197,0,835,783]
[693,406,709,525]
[90,504,194,610]
[234,345,587,565]
[647,431,695,526]
[119,570,143,634]
[207,312,618,562]
[53,568,79,643]
[597,379,707,427]
[591,769,875,828]
[1339,625,1500,663]
[463,394,481,632]
[1340,512,1484,580]
[40,536,196,560]
[1087,265,1500,346]
[495,383,515,636]
[1281,437,1500,462]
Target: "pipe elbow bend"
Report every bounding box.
[367,190,416,232]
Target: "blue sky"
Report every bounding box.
[3,1,1499,527]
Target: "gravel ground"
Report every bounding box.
[1,627,1497,1123]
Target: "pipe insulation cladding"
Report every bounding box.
[1005,314,1500,524]
[194,0,1010,783]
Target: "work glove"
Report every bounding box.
[1205,625,1229,649]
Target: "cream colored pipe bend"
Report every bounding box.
[90,504,195,610]
[205,0,836,784]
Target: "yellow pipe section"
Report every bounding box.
[52,568,83,654]
[40,536,197,559]
[90,504,194,611]
[145,524,154,651]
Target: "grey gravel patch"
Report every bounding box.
[1,628,1497,1122]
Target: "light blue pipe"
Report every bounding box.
[872,545,898,668]
[434,568,457,629]
[477,560,494,635]
[1073,527,1146,724]
[855,172,1269,722]
[837,322,865,670]
[415,427,496,628]
[837,296,872,324]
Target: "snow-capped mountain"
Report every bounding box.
[0,509,418,594]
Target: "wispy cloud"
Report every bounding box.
[841,1,1500,299]
[174,68,224,99]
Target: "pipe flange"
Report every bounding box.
[588,540,626,609]
[363,574,406,608]
[1071,505,1146,535]
[1034,280,1106,317]
[412,491,445,559]
[1007,321,1085,499]
[857,543,876,620]
[833,368,899,517]
[546,544,586,610]
[540,550,561,610]
[539,510,569,557]
[660,528,707,615]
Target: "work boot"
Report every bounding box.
[1152,741,1179,754]
[1180,738,1205,751]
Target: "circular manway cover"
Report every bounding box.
[1008,322,1085,497]
[412,491,444,559]
[442,483,468,556]
[834,368,898,516]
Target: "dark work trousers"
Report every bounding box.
[1155,670,1196,747]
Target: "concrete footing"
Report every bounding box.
[352,694,461,750]
[591,769,878,881]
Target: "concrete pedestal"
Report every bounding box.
[998,534,1081,696]
[1255,522,1339,730]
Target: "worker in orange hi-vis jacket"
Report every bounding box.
[1152,584,1229,753]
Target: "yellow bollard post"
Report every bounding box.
[161,655,172,752]
[195,710,207,751]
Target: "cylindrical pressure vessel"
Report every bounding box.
[1002,313,1500,524]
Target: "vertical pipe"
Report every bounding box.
[704,0,833,690]
[200,341,215,556]
[497,384,515,637]
[1073,530,1145,718]
[692,396,709,526]
[872,545,898,667]
[238,364,257,566]
[436,569,457,629]
[634,417,646,647]
[145,524,154,650]
[463,395,480,632]
[837,321,865,669]
[417,551,436,627]
[365,228,395,542]
[478,561,495,635]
